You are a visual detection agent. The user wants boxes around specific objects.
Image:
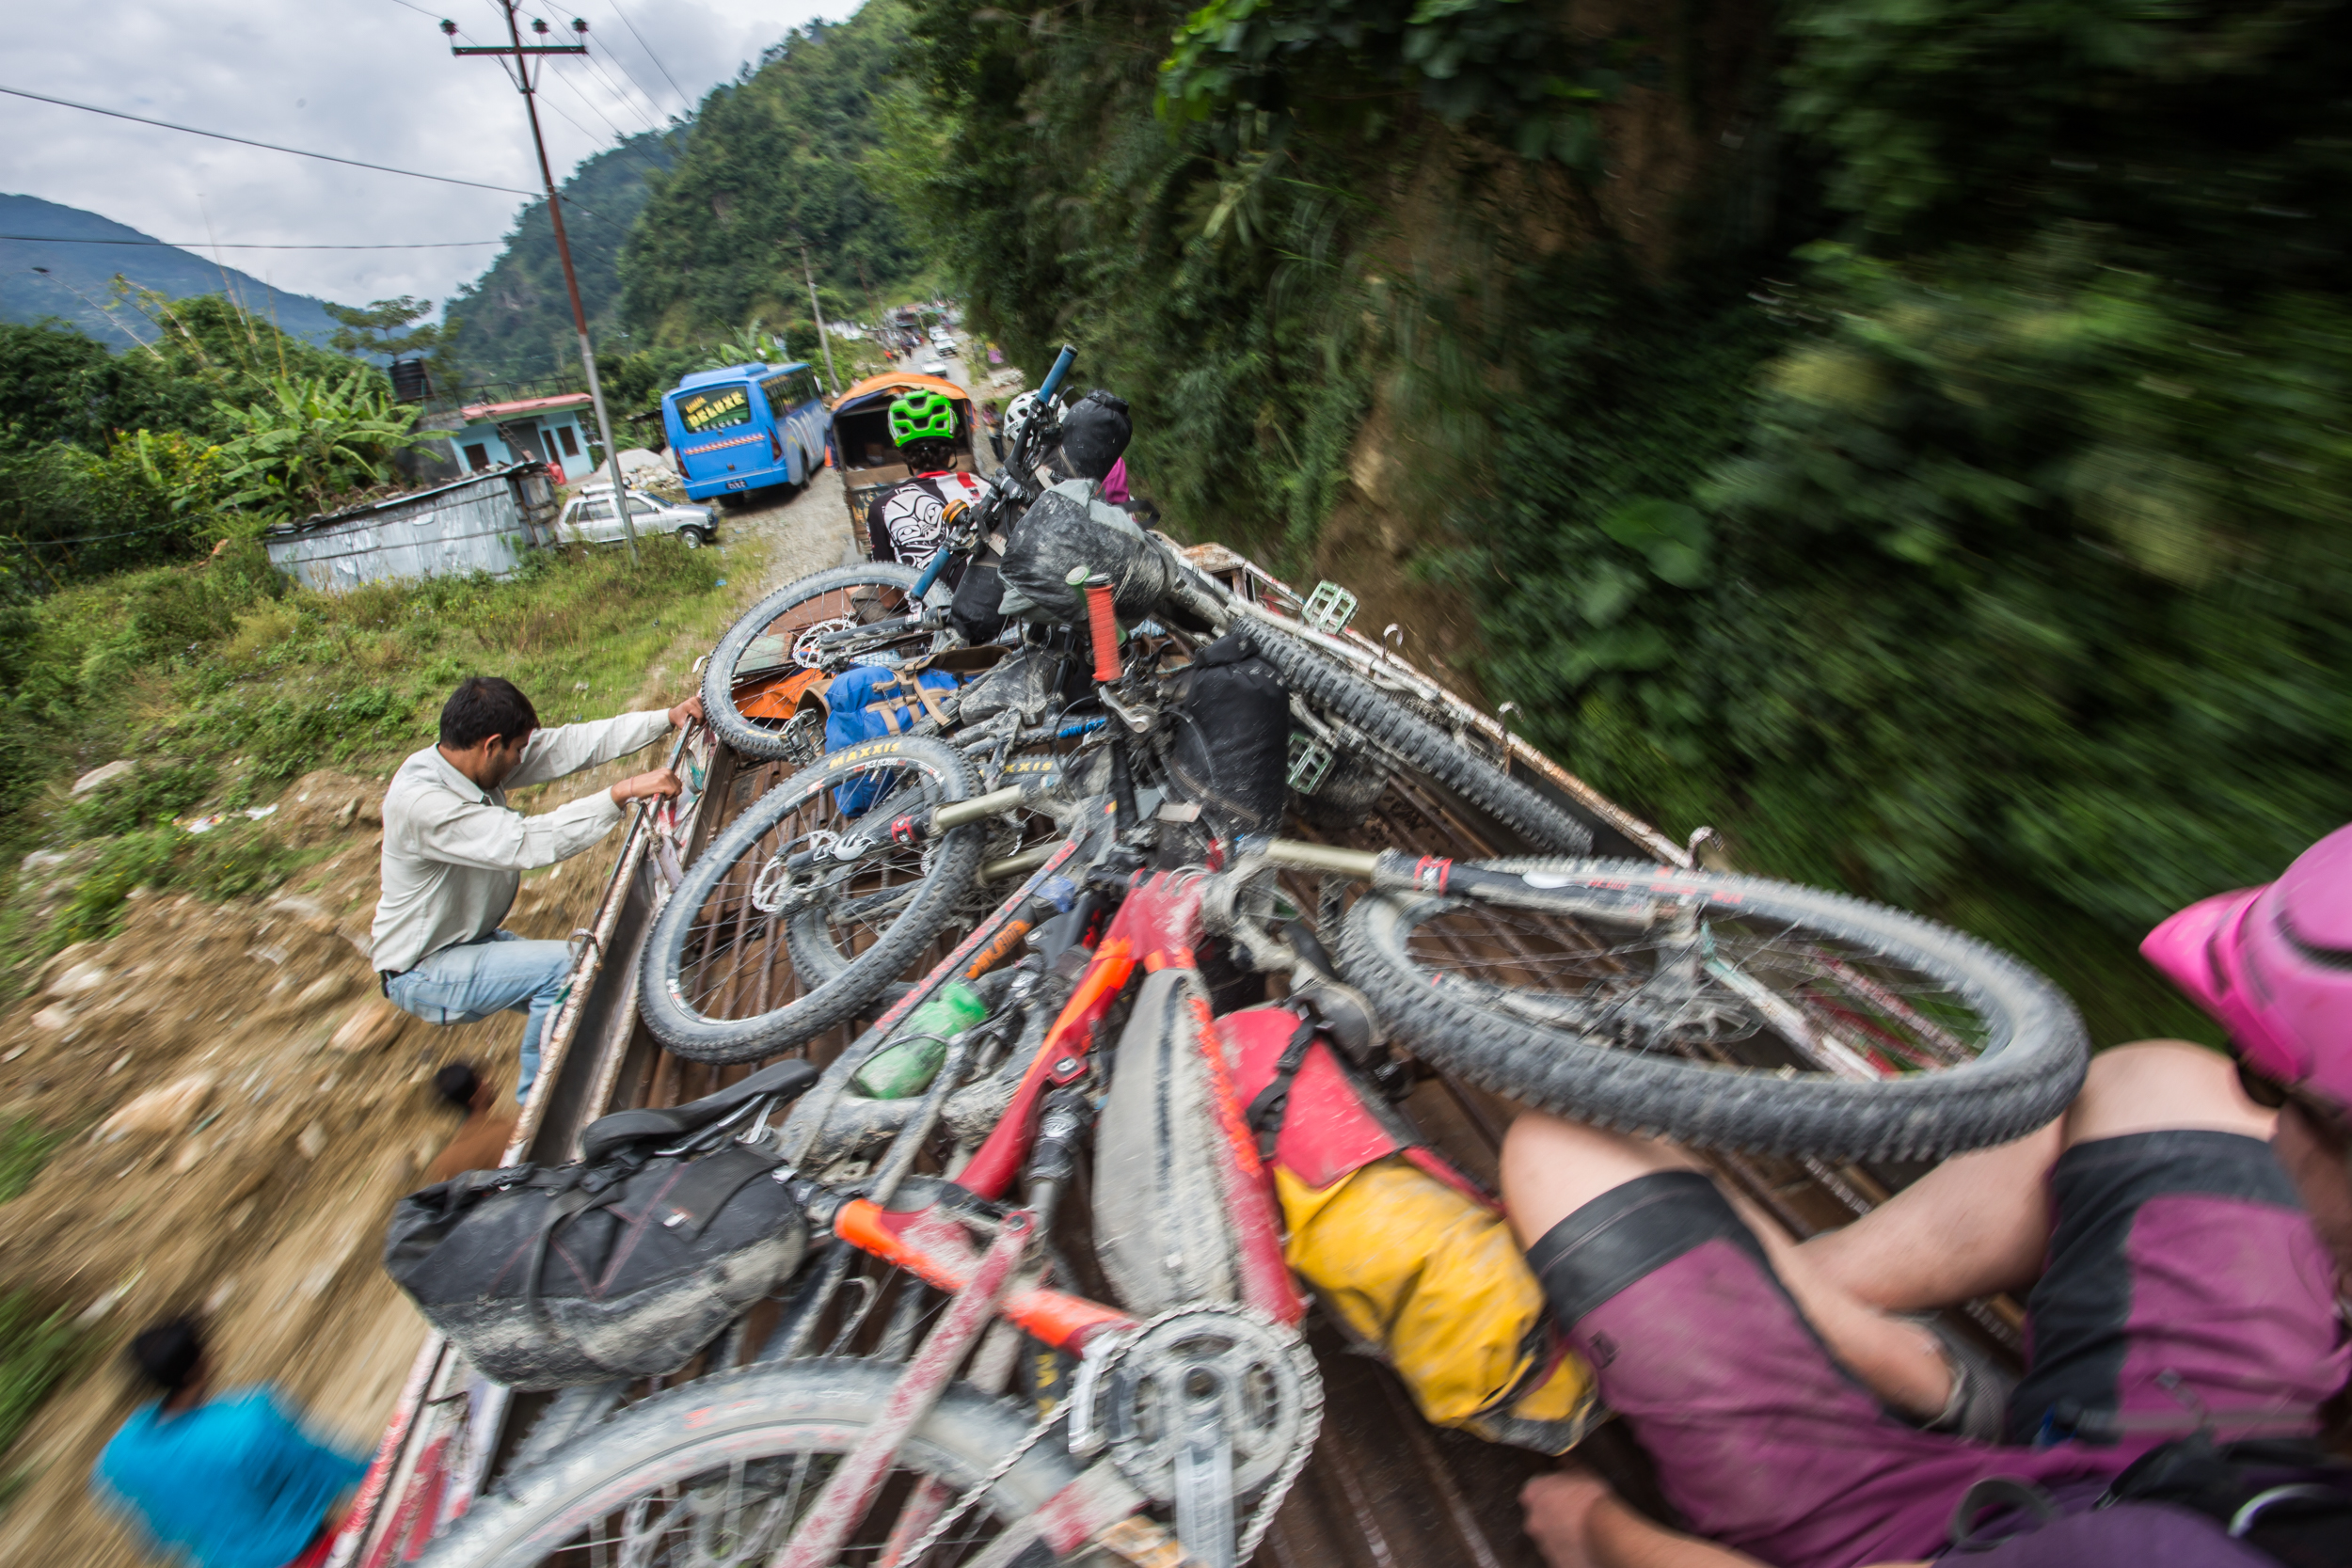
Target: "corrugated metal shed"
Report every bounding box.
[261,464,559,593]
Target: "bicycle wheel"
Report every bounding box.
[1336,859,2087,1161]
[639,736,986,1063]
[704,563,925,761]
[417,1361,1078,1568]
[1242,626,1594,855]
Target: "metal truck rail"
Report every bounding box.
[331,543,2017,1568]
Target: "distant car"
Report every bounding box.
[557,485,718,548]
[936,340,960,357]
[921,358,950,377]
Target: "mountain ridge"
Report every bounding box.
[0,193,342,352]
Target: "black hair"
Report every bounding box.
[129,1317,205,1393]
[434,1062,481,1111]
[1059,389,1132,480]
[439,676,538,751]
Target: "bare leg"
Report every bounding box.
[1790,1040,2275,1415]
[1501,1113,1960,1419]
[1504,1042,2278,1423]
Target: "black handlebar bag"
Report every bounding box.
[382,1069,817,1388]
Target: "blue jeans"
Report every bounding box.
[384,930,573,1101]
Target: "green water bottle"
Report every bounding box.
[849,979,990,1099]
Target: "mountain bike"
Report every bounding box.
[422,757,2087,1568]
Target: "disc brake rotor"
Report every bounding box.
[789,615,856,668]
[750,832,834,914]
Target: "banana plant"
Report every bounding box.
[211,372,428,523]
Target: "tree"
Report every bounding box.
[212,372,429,523]
[324,297,442,360]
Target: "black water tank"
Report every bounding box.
[390,359,432,404]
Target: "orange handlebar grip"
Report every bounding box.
[1086,580,1121,683]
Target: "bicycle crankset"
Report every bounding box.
[1070,1304,1322,1567]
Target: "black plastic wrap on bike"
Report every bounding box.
[1238,625,1596,857]
[636,734,983,1063]
[1336,859,2089,1162]
[700,562,923,761]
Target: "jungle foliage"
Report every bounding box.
[894,0,2352,1043]
[440,128,685,391]
[0,297,392,594]
[617,5,925,351]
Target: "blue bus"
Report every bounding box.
[662,360,832,501]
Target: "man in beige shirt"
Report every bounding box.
[372,675,696,1100]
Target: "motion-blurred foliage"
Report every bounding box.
[893,0,2352,1042]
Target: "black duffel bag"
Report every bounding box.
[1166,630,1290,838]
[382,1059,818,1389]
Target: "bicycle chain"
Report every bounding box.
[889,1401,1070,1565]
[1079,1304,1326,1564]
[1235,1318,1321,1562]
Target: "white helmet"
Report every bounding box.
[1001,389,1063,454]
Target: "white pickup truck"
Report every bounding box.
[556,485,719,548]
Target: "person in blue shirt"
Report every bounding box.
[93,1317,366,1568]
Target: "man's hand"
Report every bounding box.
[1525,1467,1778,1568]
[1524,1469,1614,1568]
[669,694,706,729]
[611,768,683,806]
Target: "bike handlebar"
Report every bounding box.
[1038,343,1077,404]
[911,546,953,599]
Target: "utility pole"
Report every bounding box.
[799,244,840,395]
[446,5,638,561]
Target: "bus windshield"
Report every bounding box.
[676,384,754,436]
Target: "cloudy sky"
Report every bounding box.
[4,0,856,311]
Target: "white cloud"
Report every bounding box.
[2,0,857,310]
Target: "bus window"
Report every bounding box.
[677,384,754,436]
[760,369,820,414]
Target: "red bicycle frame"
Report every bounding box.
[820,857,1304,1357]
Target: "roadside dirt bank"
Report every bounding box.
[0,475,854,1563]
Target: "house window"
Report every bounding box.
[462,443,490,472]
[556,423,580,457]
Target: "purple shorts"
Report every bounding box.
[1526,1132,2349,1568]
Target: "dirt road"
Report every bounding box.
[0,471,850,1564]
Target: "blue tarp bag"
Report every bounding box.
[823,663,961,814]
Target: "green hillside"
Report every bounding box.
[618,3,924,347]
[0,194,342,352]
[439,128,685,390]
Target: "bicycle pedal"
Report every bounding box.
[1300,579,1358,635]
[1286,734,1334,795]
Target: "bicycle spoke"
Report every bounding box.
[1397,898,1995,1078]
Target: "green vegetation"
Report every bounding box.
[0,1291,78,1473]
[0,534,738,1002]
[440,128,685,390]
[888,0,2352,1046]
[619,5,924,353]
[0,295,402,594]
[210,372,428,524]
[0,1119,57,1208]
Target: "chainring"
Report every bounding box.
[1073,1304,1321,1508]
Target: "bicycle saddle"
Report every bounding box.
[577,1057,819,1165]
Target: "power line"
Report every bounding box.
[543,59,669,171]
[0,84,540,197]
[603,0,690,109]
[574,45,671,137]
[5,233,501,249]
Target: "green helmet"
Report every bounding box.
[887,388,958,447]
